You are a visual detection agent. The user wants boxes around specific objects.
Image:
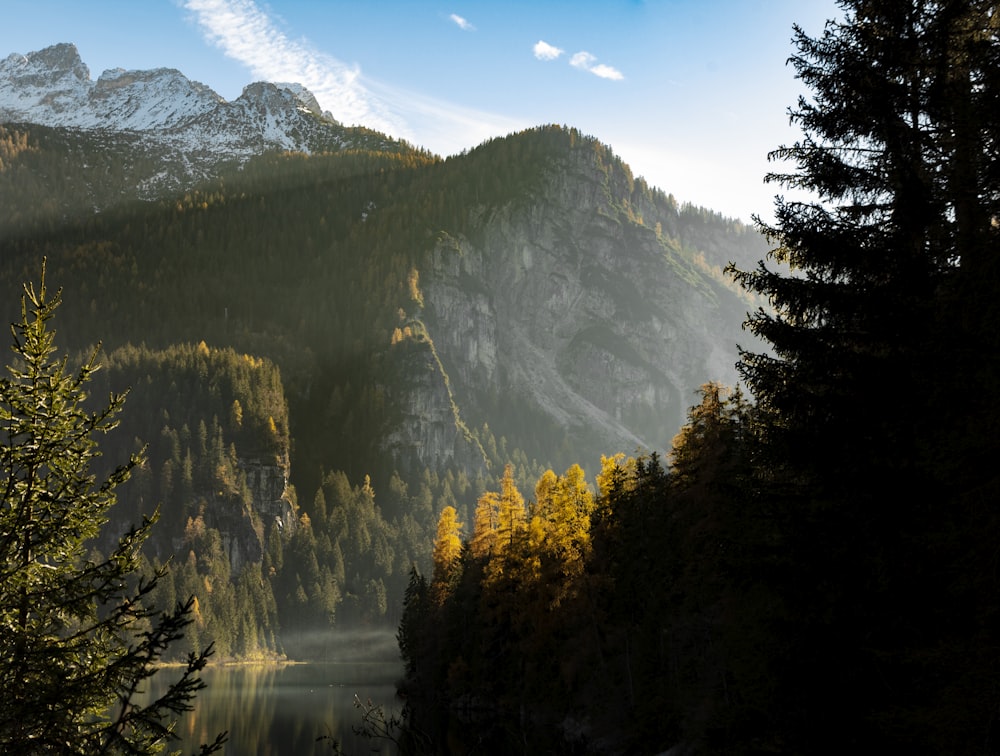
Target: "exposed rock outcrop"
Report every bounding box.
[241,456,296,532]
[412,145,758,465]
[381,335,488,477]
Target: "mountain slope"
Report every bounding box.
[410,128,760,469]
[0,44,769,649]
[0,121,764,485]
[0,43,418,199]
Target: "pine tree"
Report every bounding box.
[734,3,942,491]
[0,269,224,754]
[396,567,430,688]
[728,1,1000,749]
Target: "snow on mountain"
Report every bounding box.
[0,43,405,195]
[0,43,224,131]
[91,67,224,131]
[0,43,91,119]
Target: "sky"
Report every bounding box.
[2,0,841,223]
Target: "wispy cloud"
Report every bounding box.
[569,51,624,81]
[182,0,520,155]
[365,78,527,156]
[533,40,564,61]
[449,13,475,31]
[182,0,400,133]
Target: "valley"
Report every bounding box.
[0,45,766,663]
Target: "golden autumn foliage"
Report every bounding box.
[530,463,594,598]
[430,505,463,604]
[469,489,499,560]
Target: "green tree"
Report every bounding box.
[0,270,223,754]
[396,567,431,690]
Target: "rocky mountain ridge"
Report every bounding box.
[0,43,408,195]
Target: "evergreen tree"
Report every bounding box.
[397,567,430,688]
[729,1,1000,749]
[0,270,223,754]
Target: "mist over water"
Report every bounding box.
[143,632,403,755]
[282,628,401,664]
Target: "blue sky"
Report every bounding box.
[2,0,840,222]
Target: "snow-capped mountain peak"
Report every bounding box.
[0,43,406,196]
[0,42,330,134]
[90,66,224,131]
[273,82,329,119]
[0,42,92,119]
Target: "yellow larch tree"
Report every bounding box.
[469,490,500,561]
[430,505,463,605]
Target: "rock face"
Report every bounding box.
[205,495,263,575]
[409,145,759,465]
[241,456,296,532]
[381,335,488,477]
[184,456,295,574]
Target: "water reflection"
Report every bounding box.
[140,662,402,755]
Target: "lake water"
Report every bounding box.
[142,660,403,756]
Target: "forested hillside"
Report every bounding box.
[5,3,1000,753]
[0,119,766,662]
[398,2,1000,753]
[0,122,762,484]
[86,342,425,659]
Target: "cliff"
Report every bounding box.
[398,137,760,468]
[204,455,295,573]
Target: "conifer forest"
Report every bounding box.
[2,1,1000,753]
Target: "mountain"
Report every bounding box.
[410,136,758,470]
[0,43,413,197]
[0,44,769,655]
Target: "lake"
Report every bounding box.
[142,660,403,756]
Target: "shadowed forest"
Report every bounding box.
[396,2,1000,753]
[1,1,999,754]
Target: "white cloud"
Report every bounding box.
[570,50,624,80]
[533,40,564,61]
[449,13,475,31]
[569,51,596,70]
[589,63,625,81]
[182,0,520,156]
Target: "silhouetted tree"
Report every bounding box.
[729,1,1000,750]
